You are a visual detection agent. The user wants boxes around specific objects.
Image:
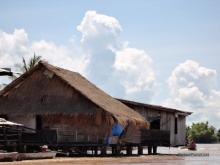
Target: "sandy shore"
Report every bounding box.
[0,155,183,165]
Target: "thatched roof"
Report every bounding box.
[0,62,148,127]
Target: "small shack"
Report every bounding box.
[117,99,192,146]
[0,62,149,151]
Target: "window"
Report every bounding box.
[150,117,160,130]
[175,117,178,134]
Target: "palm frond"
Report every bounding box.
[22,57,28,72]
[28,53,41,70]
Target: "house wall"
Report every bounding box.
[5,112,115,143]
[168,114,186,146]
[120,102,187,146]
[5,111,115,143]
[41,113,114,143]
[174,115,186,146]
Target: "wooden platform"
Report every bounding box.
[0,125,170,156]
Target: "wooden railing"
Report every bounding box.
[0,125,21,150]
[21,129,57,145]
[56,130,103,144]
[0,125,170,150]
[141,129,170,146]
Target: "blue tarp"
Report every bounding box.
[112,123,123,136]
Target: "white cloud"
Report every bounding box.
[76,11,156,101]
[30,40,89,74]
[168,60,217,97]
[76,11,122,94]
[114,47,155,100]
[0,29,29,67]
[77,10,122,53]
[165,60,220,127]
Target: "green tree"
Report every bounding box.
[187,121,218,143]
[217,129,220,141]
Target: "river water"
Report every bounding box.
[139,143,220,165]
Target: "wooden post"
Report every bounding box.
[23,145,27,153]
[138,146,143,155]
[112,145,116,155]
[18,128,22,152]
[112,145,120,155]
[101,146,107,156]
[82,147,87,155]
[3,126,7,151]
[126,146,132,156]
[94,147,98,156]
[148,146,152,155]
[116,145,121,155]
[75,130,78,142]
[153,146,157,155]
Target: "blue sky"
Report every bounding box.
[1,0,220,127]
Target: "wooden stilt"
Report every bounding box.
[112,145,116,155]
[126,146,132,156]
[101,146,107,156]
[94,147,98,156]
[153,146,157,155]
[148,146,152,155]
[116,145,121,155]
[138,146,143,155]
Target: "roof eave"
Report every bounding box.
[116,98,192,116]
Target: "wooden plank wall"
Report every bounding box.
[133,107,186,146]
[175,115,186,146]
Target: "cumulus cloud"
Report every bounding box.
[114,47,155,100]
[168,60,217,97]
[165,60,220,127]
[76,10,122,94]
[30,40,89,74]
[76,10,156,101]
[0,29,29,68]
[77,10,122,52]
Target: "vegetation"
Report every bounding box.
[187,121,219,143]
[9,54,42,80]
[22,53,41,72]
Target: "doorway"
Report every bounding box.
[36,115,42,130]
[150,117,160,130]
